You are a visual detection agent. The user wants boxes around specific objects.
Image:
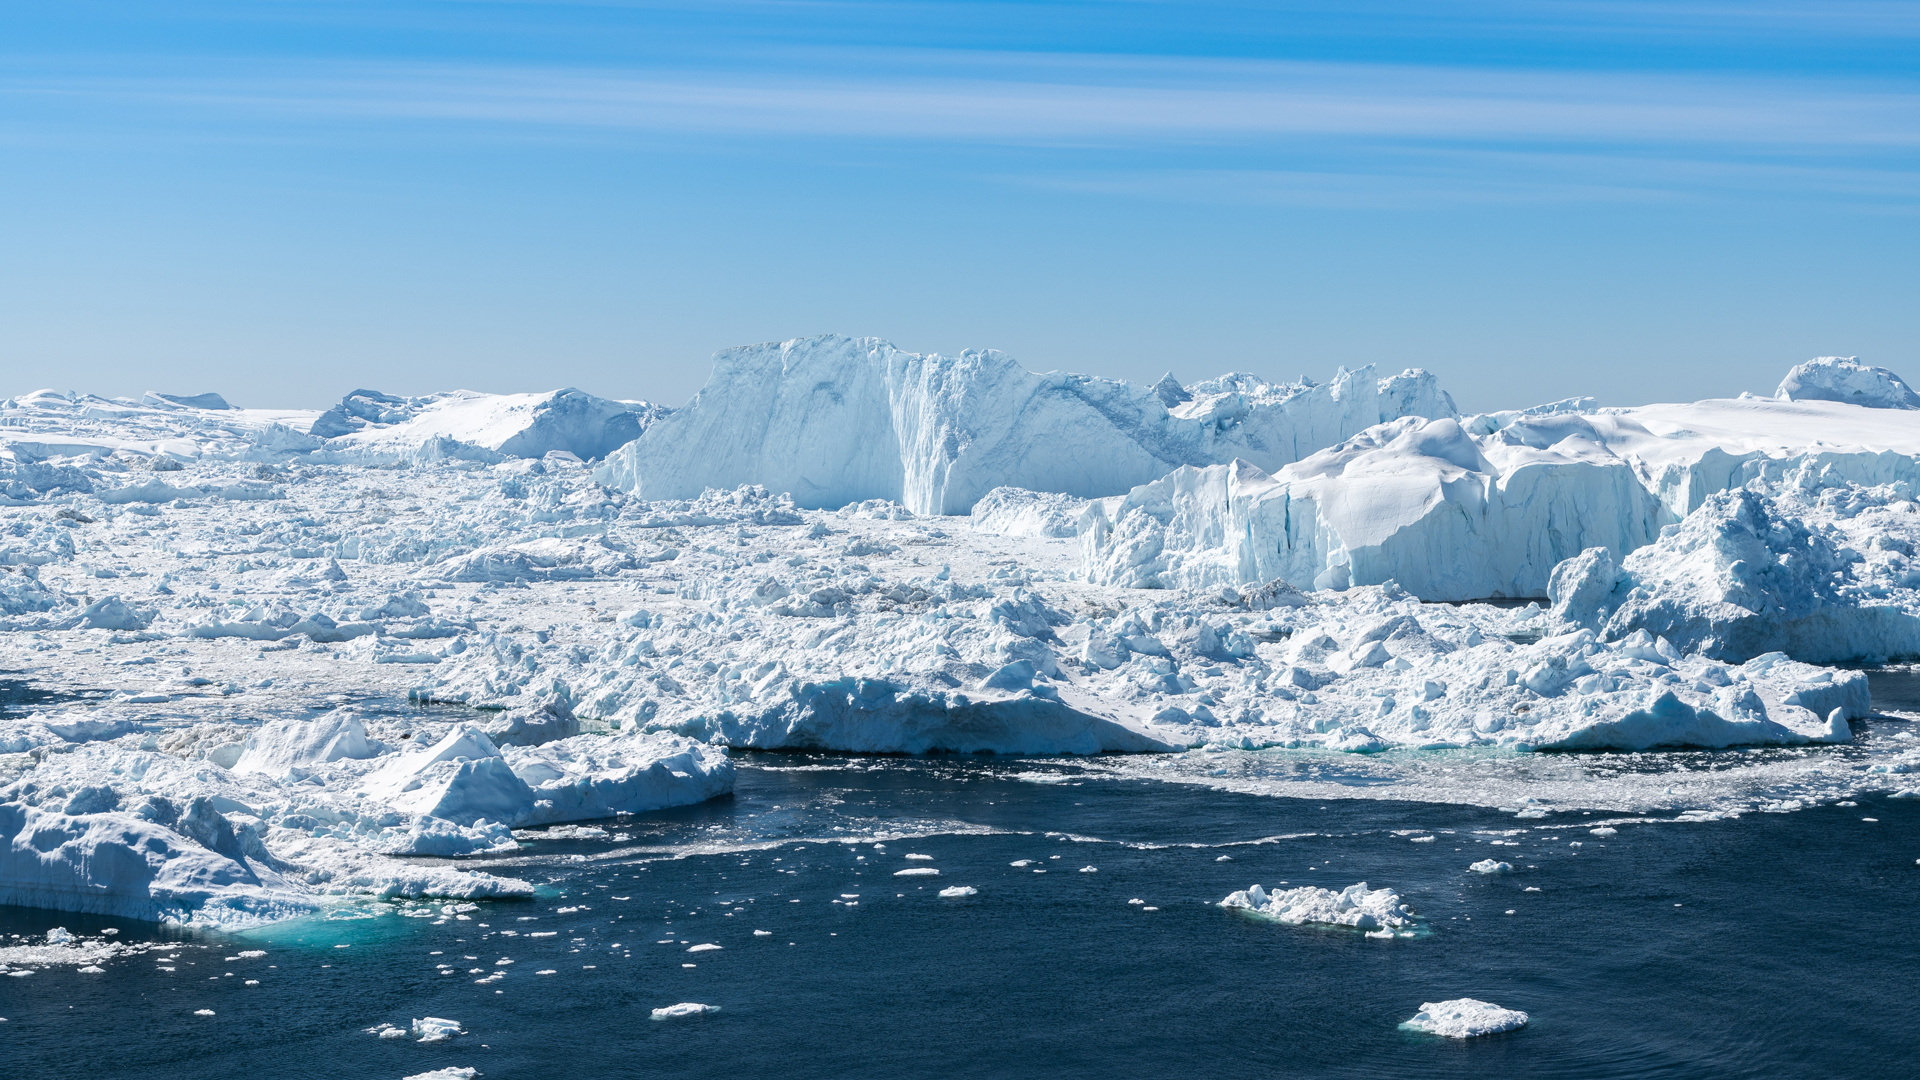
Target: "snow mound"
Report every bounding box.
[593,334,1454,514]
[970,487,1089,539]
[1400,998,1529,1038]
[1220,882,1416,931]
[231,713,382,780]
[1776,357,1920,410]
[312,388,660,463]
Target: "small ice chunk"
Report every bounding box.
[402,1070,481,1080]
[1222,882,1416,931]
[535,969,557,975]
[1400,998,1529,1038]
[193,1009,215,1017]
[686,943,722,953]
[903,853,934,861]
[1128,899,1144,905]
[1010,860,1033,867]
[938,886,977,898]
[1215,855,1232,861]
[1469,859,1513,874]
[894,867,940,877]
[1410,835,1436,843]
[753,930,772,937]
[1589,827,1618,837]
[411,1016,463,1042]
[651,1002,718,1020]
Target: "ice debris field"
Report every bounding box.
[4,338,1920,931]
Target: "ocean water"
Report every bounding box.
[5,754,1919,1080]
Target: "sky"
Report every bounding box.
[2,1,1917,413]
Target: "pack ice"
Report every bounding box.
[3,344,1919,924]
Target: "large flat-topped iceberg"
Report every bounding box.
[1075,372,1920,602]
[592,334,1456,514]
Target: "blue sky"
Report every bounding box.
[2,1,1916,412]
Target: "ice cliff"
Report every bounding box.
[592,334,1456,514]
[1071,385,1920,605]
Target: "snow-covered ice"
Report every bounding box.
[5,348,1920,925]
[1219,882,1417,931]
[410,1016,462,1042]
[1399,998,1529,1038]
[592,335,1453,514]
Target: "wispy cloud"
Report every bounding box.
[7,48,1919,203]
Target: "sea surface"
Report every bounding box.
[6,747,1919,1079]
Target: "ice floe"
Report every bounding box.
[1400,998,1529,1038]
[1220,882,1417,932]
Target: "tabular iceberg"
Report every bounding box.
[592,334,1455,514]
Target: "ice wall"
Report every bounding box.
[592,335,1456,514]
[1078,385,1920,602]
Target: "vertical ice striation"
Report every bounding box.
[592,335,1456,514]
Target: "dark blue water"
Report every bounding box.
[6,757,1919,1079]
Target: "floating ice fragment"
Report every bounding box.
[535,969,557,975]
[894,868,939,877]
[1589,828,1618,837]
[1400,998,1529,1038]
[1010,860,1033,867]
[753,930,771,937]
[1079,866,1098,873]
[411,1017,462,1042]
[1469,860,1512,874]
[903,854,934,861]
[651,1003,718,1020]
[686,943,722,953]
[193,1009,215,1017]
[938,887,977,898]
[1128,899,1144,905]
[401,1069,481,1080]
[1221,883,1416,931]
[1410,836,1436,843]
[1215,855,1232,861]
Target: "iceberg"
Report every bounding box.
[1776,356,1920,409]
[593,335,1455,514]
[311,388,659,464]
[1220,882,1416,931]
[1400,998,1529,1038]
